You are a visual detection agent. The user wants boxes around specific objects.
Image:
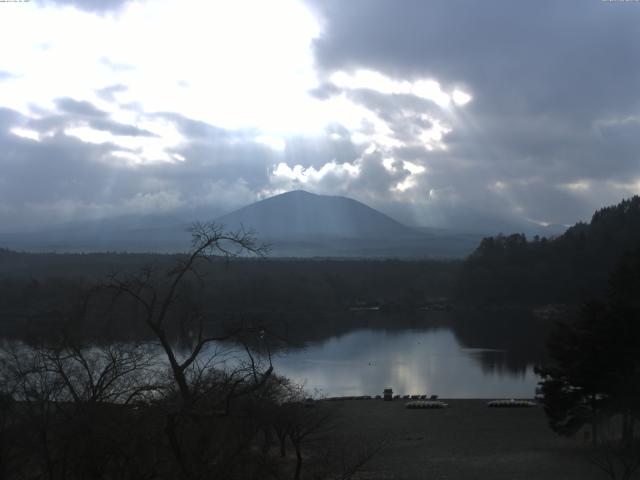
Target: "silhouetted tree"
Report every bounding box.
[536,249,640,479]
[0,339,164,480]
[457,195,640,305]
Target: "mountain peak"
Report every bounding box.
[269,189,318,200]
[216,190,416,240]
[280,189,315,196]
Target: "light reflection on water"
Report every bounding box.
[271,328,539,398]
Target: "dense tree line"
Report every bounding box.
[0,249,459,341]
[456,196,640,305]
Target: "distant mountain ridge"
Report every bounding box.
[215,190,418,239]
[0,190,484,258]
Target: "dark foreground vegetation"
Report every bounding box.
[0,224,381,480]
[536,248,640,480]
[0,341,380,480]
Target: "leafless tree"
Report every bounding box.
[1,338,165,480]
[102,223,269,407]
[98,223,279,479]
[589,414,640,480]
[262,381,383,480]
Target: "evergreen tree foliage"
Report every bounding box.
[457,196,640,304]
[535,249,640,444]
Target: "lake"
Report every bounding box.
[271,326,541,399]
[2,308,551,400]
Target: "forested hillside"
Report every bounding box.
[456,196,640,304]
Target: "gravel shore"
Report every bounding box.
[326,399,609,480]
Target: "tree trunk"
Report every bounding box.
[276,429,287,457]
[621,410,634,448]
[294,443,302,480]
[152,325,192,406]
[280,437,287,458]
[591,394,599,447]
[165,413,192,479]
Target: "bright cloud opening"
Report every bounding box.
[256,135,286,151]
[562,180,590,192]
[402,161,426,175]
[392,160,427,192]
[272,160,360,186]
[452,89,472,106]
[0,0,325,136]
[10,128,42,142]
[329,69,472,109]
[419,117,452,151]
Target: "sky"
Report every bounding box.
[1,0,639,233]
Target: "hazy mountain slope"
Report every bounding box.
[215,190,419,239]
[0,190,483,257]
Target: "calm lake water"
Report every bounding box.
[3,309,550,400]
[271,327,540,399]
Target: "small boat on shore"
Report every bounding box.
[405,400,448,409]
[487,399,536,408]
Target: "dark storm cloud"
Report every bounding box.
[28,97,157,137]
[308,81,342,100]
[90,118,158,137]
[0,108,21,130]
[25,108,157,138]
[55,97,108,117]
[151,113,363,183]
[343,89,440,145]
[0,107,280,231]
[307,0,640,119]
[169,140,276,191]
[150,112,279,187]
[0,97,383,231]
[283,125,365,169]
[152,112,232,140]
[96,84,128,102]
[302,0,640,228]
[4,1,640,233]
[0,109,128,205]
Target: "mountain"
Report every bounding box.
[0,190,484,258]
[212,190,487,257]
[215,190,418,239]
